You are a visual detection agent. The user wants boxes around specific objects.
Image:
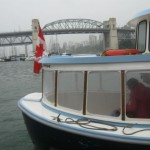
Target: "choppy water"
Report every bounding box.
[0,61,41,150]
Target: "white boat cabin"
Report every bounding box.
[39,10,150,124]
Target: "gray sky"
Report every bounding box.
[0,0,150,57]
[0,0,149,32]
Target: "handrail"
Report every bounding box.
[55,71,58,107]
[121,70,126,121]
[83,71,88,115]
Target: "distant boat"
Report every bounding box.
[4,57,11,62]
[10,56,17,61]
[20,57,25,61]
[61,52,71,56]
[0,58,5,62]
[25,56,35,61]
[18,9,150,150]
[19,54,26,61]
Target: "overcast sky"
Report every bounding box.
[0,0,149,32]
[0,0,150,56]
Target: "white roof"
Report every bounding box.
[128,9,150,26]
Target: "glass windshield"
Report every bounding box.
[137,20,147,52]
[57,71,84,111]
[43,70,55,105]
[87,71,121,116]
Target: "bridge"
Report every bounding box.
[0,18,135,50]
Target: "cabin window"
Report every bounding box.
[86,71,121,117]
[137,20,147,52]
[125,70,150,119]
[57,71,84,112]
[43,70,55,105]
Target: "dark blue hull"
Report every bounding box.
[22,113,150,150]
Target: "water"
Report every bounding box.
[0,61,41,150]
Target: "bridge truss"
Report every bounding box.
[43,19,104,33]
[0,31,32,47]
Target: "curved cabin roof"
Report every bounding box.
[128,9,150,26]
[39,54,150,65]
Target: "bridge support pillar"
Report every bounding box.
[32,19,39,53]
[103,18,118,49]
[25,44,28,57]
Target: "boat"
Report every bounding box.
[25,55,35,61]
[19,54,26,61]
[0,58,5,62]
[18,9,150,150]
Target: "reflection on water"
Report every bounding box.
[0,61,41,150]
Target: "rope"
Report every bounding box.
[122,124,150,135]
[52,114,150,135]
[52,114,117,131]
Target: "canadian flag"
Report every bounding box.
[33,24,47,74]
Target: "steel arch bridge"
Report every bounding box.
[0,19,135,47]
[42,19,107,35]
[43,19,103,30]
